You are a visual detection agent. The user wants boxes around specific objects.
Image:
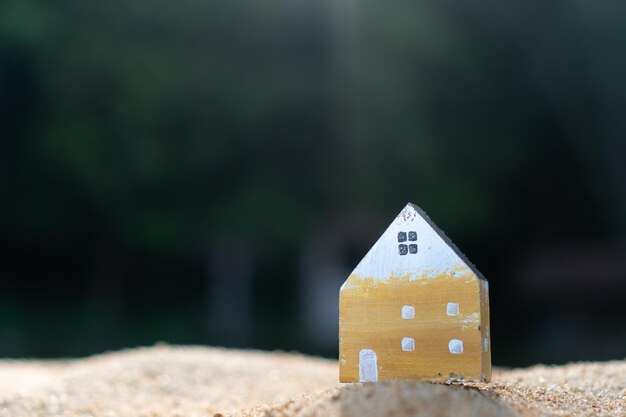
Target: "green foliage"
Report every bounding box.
[2,0,626,359]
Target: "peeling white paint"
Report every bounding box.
[461,312,480,330]
[449,339,463,354]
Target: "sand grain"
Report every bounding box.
[0,346,623,417]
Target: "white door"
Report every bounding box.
[359,349,378,382]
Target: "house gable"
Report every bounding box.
[345,203,485,283]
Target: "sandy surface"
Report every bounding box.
[0,346,623,417]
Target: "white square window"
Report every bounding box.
[402,337,415,351]
[401,305,414,319]
[449,339,463,354]
[446,302,459,316]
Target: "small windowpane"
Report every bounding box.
[449,339,464,354]
[408,231,417,241]
[409,244,418,254]
[402,337,415,351]
[397,232,407,242]
[447,303,459,316]
[398,244,408,255]
[401,305,414,319]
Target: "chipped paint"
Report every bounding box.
[461,312,480,330]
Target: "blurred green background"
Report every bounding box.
[1,1,625,366]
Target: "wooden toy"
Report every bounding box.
[339,203,491,383]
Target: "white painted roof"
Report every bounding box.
[349,203,485,281]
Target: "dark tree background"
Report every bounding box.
[1,1,625,366]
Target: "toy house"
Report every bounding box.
[339,203,491,383]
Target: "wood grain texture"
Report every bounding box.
[338,203,491,383]
[339,268,490,382]
[479,279,492,381]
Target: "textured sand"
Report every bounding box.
[0,346,623,417]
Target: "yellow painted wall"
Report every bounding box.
[339,269,490,382]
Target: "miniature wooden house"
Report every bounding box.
[339,203,491,383]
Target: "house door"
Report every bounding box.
[359,349,378,382]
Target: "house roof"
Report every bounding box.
[349,203,487,282]
[407,203,486,281]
